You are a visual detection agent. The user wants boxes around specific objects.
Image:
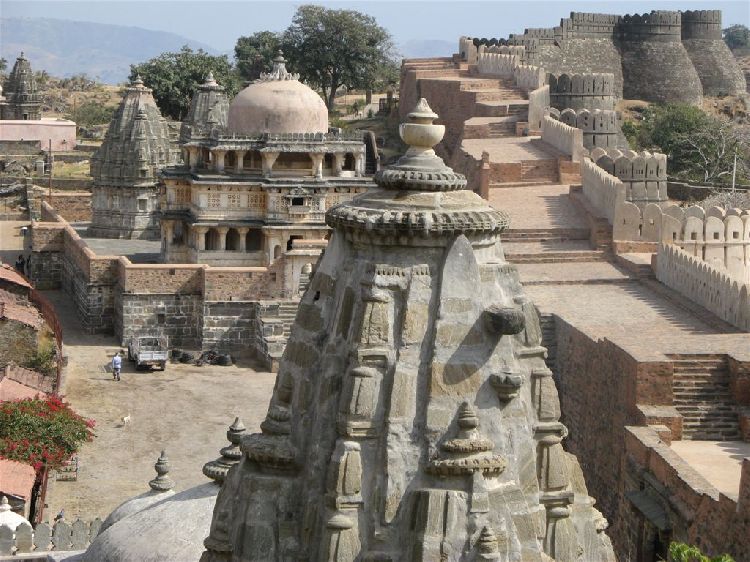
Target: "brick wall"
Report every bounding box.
[617,426,750,562]
[554,319,639,521]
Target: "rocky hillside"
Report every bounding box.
[1,17,217,84]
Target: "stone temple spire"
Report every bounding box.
[89,70,178,239]
[200,99,615,561]
[179,72,229,144]
[149,450,175,492]
[1,52,42,120]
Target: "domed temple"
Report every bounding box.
[160,53,375,267]
[192,99,616,561]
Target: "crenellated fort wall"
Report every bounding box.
[463,9,747,103]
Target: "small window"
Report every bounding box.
[169,269,176,275]
[292,197,304,206]
[713,232,720,240]
[690,232,697,241]
[138,199,147,211]
[733,232,740,239]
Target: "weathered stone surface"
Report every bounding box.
[200,100,614,561]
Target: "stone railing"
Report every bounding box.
[614,202,750,282]
[542,116,584,163]
[590,147,667,206]
[656,242,750,331]
[581,157,625,223]
[0,517,101,556]
[548,72,616,111]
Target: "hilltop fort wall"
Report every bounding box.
[463,9,747,102]
[681,10,748,96]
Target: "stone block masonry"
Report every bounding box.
[29,202,298,366]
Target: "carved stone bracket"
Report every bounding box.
[489,370,524,402]
[485,305,526,335]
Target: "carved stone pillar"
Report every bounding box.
[354,154,364,177]
[333,153,344,176]
[262,151,280,177]
[214,150,226,172]
[218,227,228,251]
[238,227,249,252]
[310,153,324,178]
[188,147,198,171]
[235,150,246,172]
[195,226,207,251]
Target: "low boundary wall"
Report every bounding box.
[655,242,750,331]
[29,202,306,368]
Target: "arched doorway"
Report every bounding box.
[205,228,220,251]
[246,229,262,252]
[226,228,240,251]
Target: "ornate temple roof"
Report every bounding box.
[179,72,229,144]
[226,52,328,136]
[3,53,40,102]
[90,76,179,188]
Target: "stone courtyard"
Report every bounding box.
[36,288,276,522]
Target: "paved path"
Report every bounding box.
[492,185,587,230]
[670,440,750,499]
[462,137,562,162]
[42,289,276,522]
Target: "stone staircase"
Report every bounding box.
[539,312,557,374]
[668,354,740,441]
[256,300,300,369]
[475,100,529,117]
[503,242,608,264]
[501,227,590,243]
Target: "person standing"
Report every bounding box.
[14,254,25,276]
[112,351,122,381]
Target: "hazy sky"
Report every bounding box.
[2,0,748,52]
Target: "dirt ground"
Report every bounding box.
[0,219,277,522]
[40,287,277,522]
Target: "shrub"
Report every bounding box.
[668,542,735,562]
[23,338,57,377]
[0,395,95,471]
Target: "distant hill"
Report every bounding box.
[0,17,219,84]
[398,39,456,59]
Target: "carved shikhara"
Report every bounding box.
[200,100,615,561]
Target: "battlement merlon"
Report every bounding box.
[681,9,722,40]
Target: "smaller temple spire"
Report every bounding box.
[148,450,175,492]
[259,50,299,82]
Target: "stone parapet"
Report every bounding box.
[581,157,625,224]
[541,115,584,163]
[548,72,615,111]
[656,242,750,331]
[589,147,667,205]
[557,109,623,150]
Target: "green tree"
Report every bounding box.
[65,100,116,128]
[235,31,282,80]
[623,103,748,184]
[130,46,240,120]
[282,5,399,110]
[723,24,750,50]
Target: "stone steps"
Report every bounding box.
[475,100,529,117]
[501,228,590,243]
[504,250,608,264]
[670,354,739,441]
[488,180,556,189]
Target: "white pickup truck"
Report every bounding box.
[127,336,168,370]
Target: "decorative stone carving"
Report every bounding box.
[149,450,175,492]
[203,417,247,483]
[489,369,524,401]
[485,304,526,335]
[199,100,615,562]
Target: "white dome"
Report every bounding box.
[82,483,218,562]
[0,496,29,531]
[226,52,328,136]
